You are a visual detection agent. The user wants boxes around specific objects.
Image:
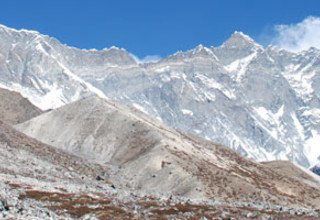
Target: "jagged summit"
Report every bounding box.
[298,46,320,56]
[0,23,137,65]
[192,44,217,56]
[212,31,262,65]
[231,31,256,42]
[0,23,41,35]
[162,44,220,63]
[221,31,263,49]
[0,23,127,53]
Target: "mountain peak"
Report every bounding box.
[0,23,40,36]
[192,44,209,53]
[221,31,262,49]
[192,44,218,60]
[232,31,254,41]
[102,45,126,52]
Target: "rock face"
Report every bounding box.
[311,163,320,176]
[0,88,42,125]
[1,24,320,167]
[88,39,320,168]
[15,96,320,208]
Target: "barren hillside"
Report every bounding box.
[16,96,320,209]
[0,88,42,125]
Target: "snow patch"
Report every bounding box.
[302,108,320,124]
[181,109,193,116]
[50,54,109,101]
[155,66,171,73]
[254,105,284,122]
[225,51,257,81]
[305,130,320,167]
[195,73,236,100]
[0,82,66,110]
[132,103,148,114]
[252,106,285,141]
[291,113,305,139]
[191,45,219,60]
[193,129,201,134]
[282,62,316,101]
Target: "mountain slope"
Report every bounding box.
[262,160,320,188]
[0,88,42,125]
[0,120,113,218]
[15,96,320,209]
[0,93,317,218]
[2,120,319,218]
[0,24,109,110]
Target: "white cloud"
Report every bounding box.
[272,16,320,52]
[130,54,162,64]
[139,55,162,63]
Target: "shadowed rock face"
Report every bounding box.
[15,96,320,208]
[311,164,320,176]
[0,88,42,125]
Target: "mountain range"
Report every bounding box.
[0,23,320,218]
[0,24,319,169]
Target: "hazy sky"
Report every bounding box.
[1,0,320,58]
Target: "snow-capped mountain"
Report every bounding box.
[0,24,320,168]
[0,24,114,110]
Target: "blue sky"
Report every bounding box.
[1,0,320,58]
